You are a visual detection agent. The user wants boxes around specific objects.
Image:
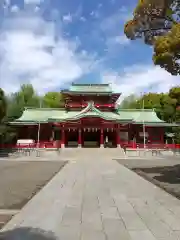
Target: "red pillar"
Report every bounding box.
[78,129,82,147]
[61,129,65,148]
[100,129,104,147]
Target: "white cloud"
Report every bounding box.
[10,5,19,13]
[62,13,73,23]
[24,0,42,4]
[90,10,100,19]
[62,6,84,23]
[0,10,96,94]
[80,16,86,22]
[102,65,180,102]
[107,35,130,47]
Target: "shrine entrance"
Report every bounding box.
[104,129,117,148]
[65,130,78,148]
[82,129,100,148]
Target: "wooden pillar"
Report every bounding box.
[78,129,82,147]
[116,130,121,147]
[100,128,104,148]
[61,129,65,148]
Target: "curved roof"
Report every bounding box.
[117,109,165,124]
[49,102,132,123]
[10,105,177,126]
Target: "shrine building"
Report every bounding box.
[11,83,176,148]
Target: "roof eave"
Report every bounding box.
[9,121,48,125]
[134,122,179,126]
[48,117,133,123]
[61,91,113,95]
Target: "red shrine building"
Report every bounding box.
[11,84,175,148]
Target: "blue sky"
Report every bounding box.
[0,0,179,100]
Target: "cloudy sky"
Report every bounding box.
[0,0,179,99]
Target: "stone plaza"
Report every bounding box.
[1,152,180,240]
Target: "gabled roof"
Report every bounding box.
[49,101,132,123]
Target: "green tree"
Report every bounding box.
[43,92,64,108]
[120,94,140,109]
[124,0,180,74]
[6,84,40,121]
[0,89,17,146]
[169,87,180,106]
[0,88,7,122]
[120,93,163,111]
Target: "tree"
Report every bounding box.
[120,94,139,108]
[0,89,17,146]
[0,88,7,122]
[124,0,180,74]
[169,87,180,106]
[43,92,64,108]
[120,92,163,111]
[6,84,40,121]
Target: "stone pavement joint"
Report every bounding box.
[2,158,180,240]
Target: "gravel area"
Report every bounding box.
[116,157,180,169]
[116,157,180,200]
[0,160,67,209]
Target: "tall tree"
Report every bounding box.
[0,89,17,146]
[124,0,180,74]
[43,92,64,108]
[0,88,7,122]
[6,84,40,121]
[120,94,140,108]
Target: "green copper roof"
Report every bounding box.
[117,109,165,124]
[13,108,64,123]
[68,84,113,93]
[10,105,176,126]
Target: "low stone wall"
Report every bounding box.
[125,148,178,158]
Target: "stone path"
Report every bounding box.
[2,158,180,239]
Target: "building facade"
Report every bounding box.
[11,84,175,148]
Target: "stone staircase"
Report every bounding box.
[5,147,126,161]
[58,147,126,160]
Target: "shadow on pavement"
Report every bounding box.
[135,164,180,184]
[0,227,57,240]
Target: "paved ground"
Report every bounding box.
[1,158,180,240]
[116,158,180,201]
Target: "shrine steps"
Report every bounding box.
[59,147,126,159]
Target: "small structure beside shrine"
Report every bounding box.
[10,83,177,148]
